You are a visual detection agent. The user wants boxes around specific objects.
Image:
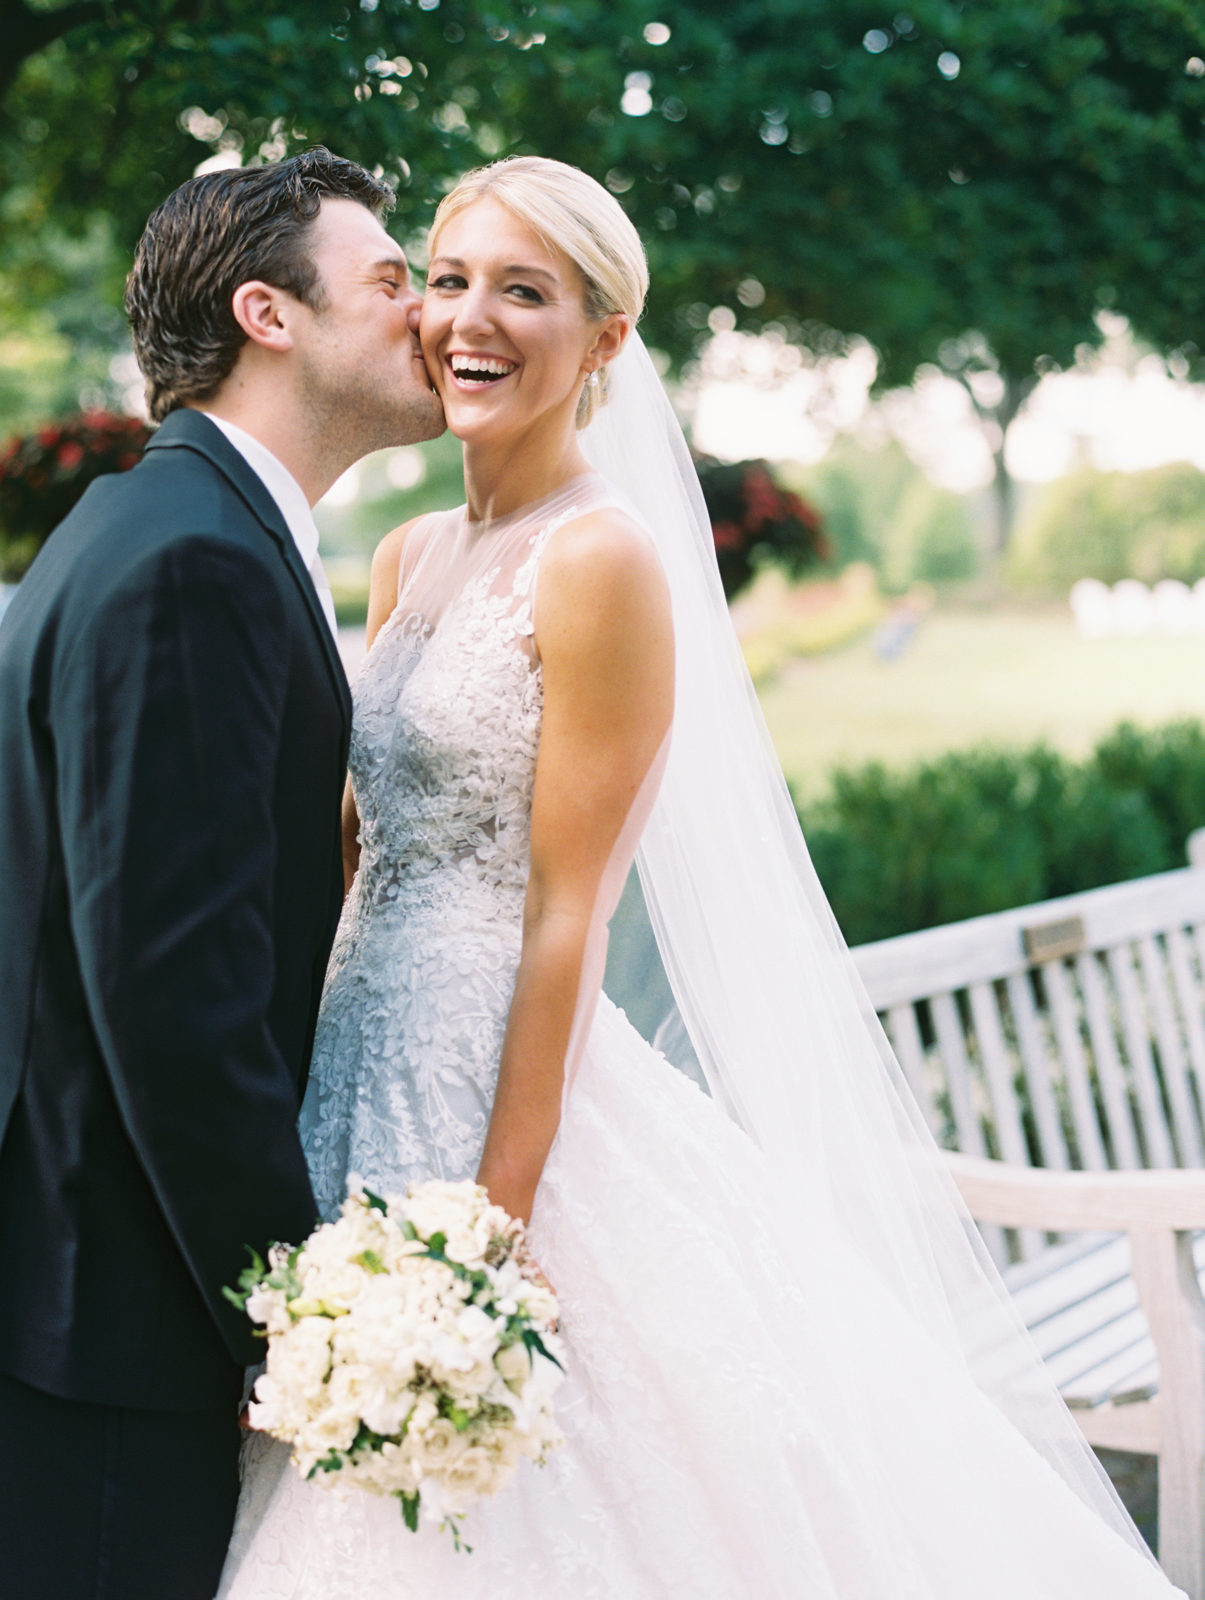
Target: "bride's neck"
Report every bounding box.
[461,428,591,524]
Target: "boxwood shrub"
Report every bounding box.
[799,720,1205,946]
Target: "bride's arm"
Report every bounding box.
[340,518,419,895]
[475,510,674,1224]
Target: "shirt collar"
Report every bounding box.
[201,414,320,568]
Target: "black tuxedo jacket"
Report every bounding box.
[0,409,351,1410]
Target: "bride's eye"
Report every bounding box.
[509,283,545,303]
[430,273,467,291]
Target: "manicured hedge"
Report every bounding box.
[799,720,1205,946]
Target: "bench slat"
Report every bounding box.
[930,992,985,1158]
[1140,933,1205,1168]
[1108,943,1177,1167]
[1005,971,1070,1171]
[967,981,1044,1259]
[883,1002,941,1141]
[1060,1331,1158,1409]
[1005,1234,1130,1330]
[1042,1305,1151,1393]
[1025,1265,1143,1363]
[1076,951,1142,1170]
[1166,926,1205,1116]
[852,867,1205,1006]
[1043,960,1109,1171]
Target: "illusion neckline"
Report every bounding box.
[461,471,604,540]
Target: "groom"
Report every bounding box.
[0,149,442,1598]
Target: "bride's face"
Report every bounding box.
[421,196,620,446]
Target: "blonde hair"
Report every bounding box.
[430,157,648,427]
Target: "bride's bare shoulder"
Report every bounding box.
[540,506,666,607]
[370,515,422,589]
[364,516,427,645]
[537,505,671,657]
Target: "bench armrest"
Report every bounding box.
[945,1152,1205,1233]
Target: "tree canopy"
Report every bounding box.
[5,1,1205,415]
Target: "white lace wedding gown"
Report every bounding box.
[217,481,1181,1600]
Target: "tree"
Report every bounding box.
[6,0,1205,549]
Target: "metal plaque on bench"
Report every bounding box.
[1021,915,1086,964]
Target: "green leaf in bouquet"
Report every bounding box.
[426,1230,448,1254]
[522,1328,565,1374]
[442,1400,473,1434]
[398,1490,420,1533]
[352,1249,388,1275]
[307,1450,346,1479]
[351,1422,390,1455]
[221,1246,268,1311]
[362,1188,389,1215]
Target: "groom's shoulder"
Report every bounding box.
[47,412,272,581]
[101,411,257,539]
[8,420,282,650]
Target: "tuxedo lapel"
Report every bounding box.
[144,411,352,724]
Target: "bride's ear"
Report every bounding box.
[230,281,295,353]
[586,313,631,374]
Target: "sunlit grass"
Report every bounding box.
[758,604,1205,803]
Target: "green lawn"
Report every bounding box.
[757,605,1205,802]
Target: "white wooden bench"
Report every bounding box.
[851,836,1205,1598]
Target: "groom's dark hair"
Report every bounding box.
[125,147,396,422]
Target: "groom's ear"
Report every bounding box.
[230,281,296,354]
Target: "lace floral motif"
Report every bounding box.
[299,506,573,1220]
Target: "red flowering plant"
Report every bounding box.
[0,411,152,581]
[693,456,830,601]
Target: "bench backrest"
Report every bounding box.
[851,858,1205,1261]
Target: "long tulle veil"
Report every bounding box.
[579,332,1154,1560]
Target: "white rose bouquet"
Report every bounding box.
[224,1177,565,1547]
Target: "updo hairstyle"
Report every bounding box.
[429,157,648,428]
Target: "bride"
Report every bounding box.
[218,157,1185,1598]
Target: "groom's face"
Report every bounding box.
[288,198,444,449]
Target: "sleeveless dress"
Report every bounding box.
[217,482,1182,1599]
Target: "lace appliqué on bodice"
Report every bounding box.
[299,495,594,1219]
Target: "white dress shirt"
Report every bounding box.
[203,414,338,640]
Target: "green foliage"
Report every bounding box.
[1007,462,1205,593]
[883,476,979,589]
[315,432,467,559]
[799,439,978,589]
[5,0,1205,389]
[801,720,1205,945]
[0,208,132,435]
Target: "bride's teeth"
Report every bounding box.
[451,357,515,381]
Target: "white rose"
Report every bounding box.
[267,1317,333,1401]
[412,1417,469,1473]
[440,1445,505,1509]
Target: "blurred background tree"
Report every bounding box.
[5,0,1205,554]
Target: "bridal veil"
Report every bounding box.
[577,331,1154,1561]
